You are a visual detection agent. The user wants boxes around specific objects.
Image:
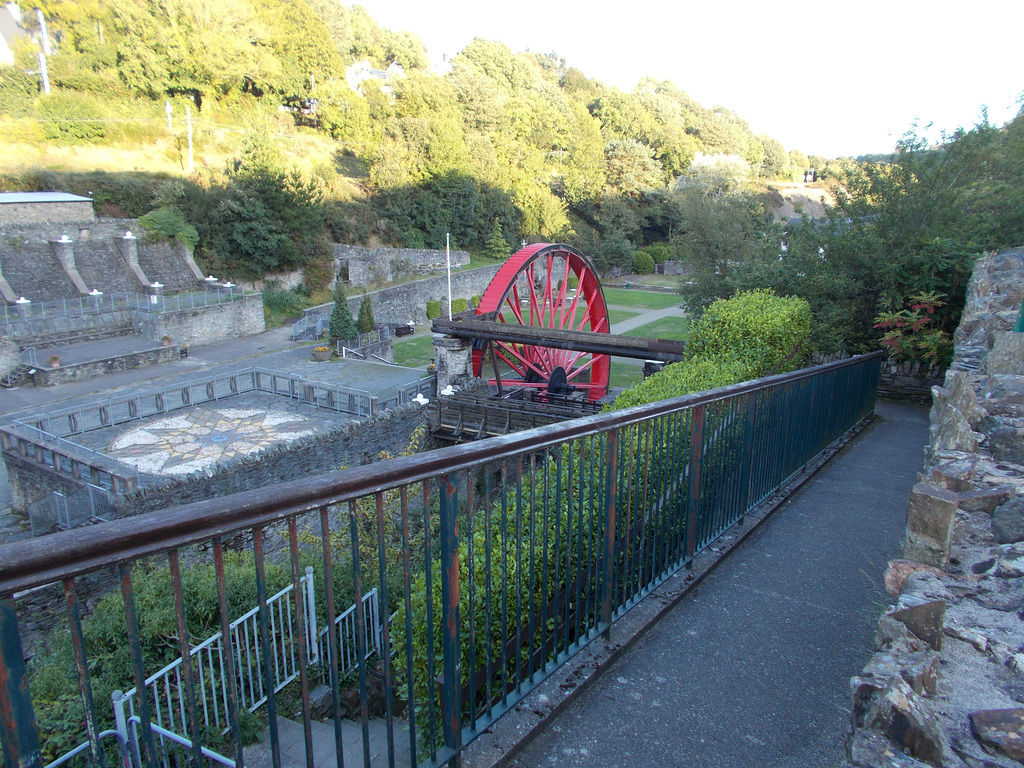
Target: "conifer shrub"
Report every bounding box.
[356,295,375,334]
[329,282,357,340]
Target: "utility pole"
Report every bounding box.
[165,100,173,132]
[34,8,50,94]
[186,106,194,173]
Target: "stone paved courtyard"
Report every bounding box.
[71,391,358,478]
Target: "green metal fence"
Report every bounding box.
[0,352,880,768]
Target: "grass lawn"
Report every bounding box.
[624,274,682,288]
[626,316,691,342]
[608,360,645,390]
[602,287,682,310]
[393,334,435,368]
[607,308,639,325]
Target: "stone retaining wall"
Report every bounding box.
[333,244,471,287]
[113,405,428,517]
[0,335,19,377]
[131,293,265,346]
[846,247,1024,767]
[304,265,501,327]
[30,346,179,386]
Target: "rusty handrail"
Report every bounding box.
[0,352,881,597]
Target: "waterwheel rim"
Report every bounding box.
[472,243,611,400]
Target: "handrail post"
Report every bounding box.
[684,404,705,567]
[0,597,41,768]
[304,566,318,664]
[438,473,462,756]
[601,430,618,637]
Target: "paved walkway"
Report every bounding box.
[508,399,928,768]
[609,304,686,335]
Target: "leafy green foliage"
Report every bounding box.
[35,91,107,142]
[450,298,468,314]
[610,290,810,410]
[138,206,199,248]
[425,299,441,320]
[482,220,511,260]
[631,250,655,274]
[356,294,375,333]
[329,282,357,339]
[874,292,953,366]
[27,553,290,763]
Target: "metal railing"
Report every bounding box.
[377,376,437,412]
[1,288,245,327]
[26,484,112,535]
[0,353,881,768]
[333,327,392,356]
[291,316,326,341]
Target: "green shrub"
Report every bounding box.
[426,299,441,320]
[330,282,358,339]
[646,242,672,265]
[609,289,811,410]
[470,294,483,309]
[357,295,375,333]
[631,250,655,274]
[138,206,199,249]
[567,274,579,291]
[686,289,811,375]
[450,298,468,314]
[35,91,107,143]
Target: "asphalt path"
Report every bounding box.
[509,399,928,768]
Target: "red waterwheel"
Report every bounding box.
[471,243,610,401]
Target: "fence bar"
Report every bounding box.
[438,474,462,755]
[0,353,882,768]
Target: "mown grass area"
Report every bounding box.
[602,287,682,309]
[621,274,682,288]
[608,360,645,390]
[607,308,639,325]
[626,316,691,342]
[393,333,435,368]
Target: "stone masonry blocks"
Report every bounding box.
[902,482,959,568]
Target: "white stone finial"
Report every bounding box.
[205,275,217,282]
[151,281,163,288]
[15,297,30,304]
[123,230,136,240]
[89,288,103,296]
[58,233,71,243]
[412,393,429,406]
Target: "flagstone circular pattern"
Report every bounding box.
[108,406,318,476]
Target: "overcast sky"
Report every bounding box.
[351,0,1023,159]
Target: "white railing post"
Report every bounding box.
[304,566,318,664]
[111,690,136,768]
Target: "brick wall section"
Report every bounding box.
[113,405,428,516]
[136,242,203,292]
[73,239,143,293]
[30,346,178,386]
[2,219,203,302]
[0,240,79,300]
[0,335,18,376]
[305,265,501,327]
[334,245,471,287]
[131,294,266,346]
[0,201,95,225]
[2,312,134,345]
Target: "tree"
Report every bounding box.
[356,295,375,333]
[482,220,510,260]
[329,282,357,340]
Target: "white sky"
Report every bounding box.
[351,0,1023,159]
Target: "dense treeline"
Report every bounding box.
[2,0,1022,359]
[0,1,819,266]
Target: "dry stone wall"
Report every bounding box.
[846,247,1024,768]
[334,244,471,287]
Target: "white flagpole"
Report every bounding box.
[446,232,452,321]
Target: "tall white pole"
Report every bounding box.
[446,232,452,321]
[186,106,194,173]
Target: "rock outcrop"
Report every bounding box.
[847,248,1024,768]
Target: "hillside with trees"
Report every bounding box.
[1,0,1022,360]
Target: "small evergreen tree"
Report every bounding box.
[483,221,510,260]
[329,281,357,340]
[357,295,375,334]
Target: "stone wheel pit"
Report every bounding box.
[1,355,434,525]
